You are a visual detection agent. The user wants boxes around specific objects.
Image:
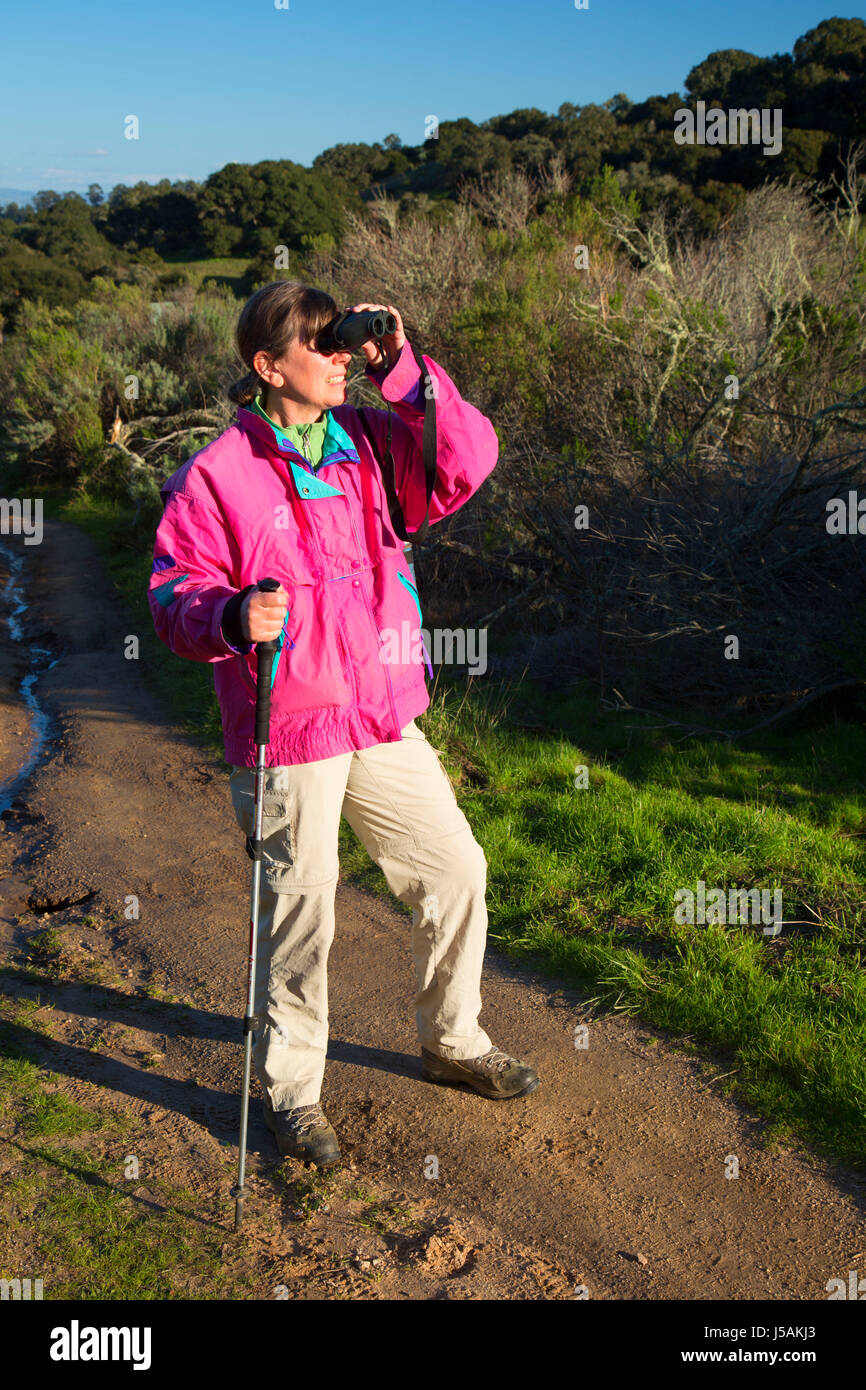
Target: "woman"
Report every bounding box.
[148,280,539,1168]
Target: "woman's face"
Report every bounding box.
[255,329,351,420]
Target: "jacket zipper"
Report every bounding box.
[345,496,401,735]
[290,447,358,707]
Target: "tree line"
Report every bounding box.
[1,18,864,331]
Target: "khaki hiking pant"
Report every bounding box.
[228,720,493,1112]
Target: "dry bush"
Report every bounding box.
[308,194,485,351]
[304,161,866,720]
[566,177,864,468]
[454,171,866,715]
[460,166,538,239]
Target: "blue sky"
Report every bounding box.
[1,1,861,196]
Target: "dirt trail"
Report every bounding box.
[1,520,864,1300]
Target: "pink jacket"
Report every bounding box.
[147,342,498,767]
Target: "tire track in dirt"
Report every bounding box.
[1,519,864,1300]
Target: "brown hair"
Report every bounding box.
[227,280,339,406]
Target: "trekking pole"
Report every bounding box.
[232,576,281,1230]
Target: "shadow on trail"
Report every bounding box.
[0,981,429,1152]
[1,965,236,1040]
[1,1134,225,1232]
[2,966,427,1080]
[0,1016,247,1144]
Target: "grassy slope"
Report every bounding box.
[24,489,866,1173]
[159,253,250,294]
[0,993,233,1299]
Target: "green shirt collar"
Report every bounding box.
[247,395,324,449]
[247,394,355,465]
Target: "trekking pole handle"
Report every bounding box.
[254,577,281,747]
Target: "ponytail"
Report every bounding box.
[227,369,263,407]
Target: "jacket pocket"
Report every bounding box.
[238,580,353,716]
[375,557,429,682]
[397,570,423,624]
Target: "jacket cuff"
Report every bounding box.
[219,585,256,654]
[366,341,424,406]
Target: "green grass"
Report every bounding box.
[419,676,866,1169]
[4,1142,233,1299]
[0,993,236,1298]
[159,253,250,294]
[272,1165,338,1221]
[32,492,866,1172]
[0,1008,103,1141]
[26,929,64,962]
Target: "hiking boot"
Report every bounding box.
[421,1045,540,1099]
[263,1100,342,1167]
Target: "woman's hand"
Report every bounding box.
[350,302,405,369]
[240,584,289,644]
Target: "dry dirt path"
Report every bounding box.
[0,520,864,1300]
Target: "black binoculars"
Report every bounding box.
[315,308,397,356]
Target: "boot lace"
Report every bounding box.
[479,1047,513,1073]
[288,1104,328,1134]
